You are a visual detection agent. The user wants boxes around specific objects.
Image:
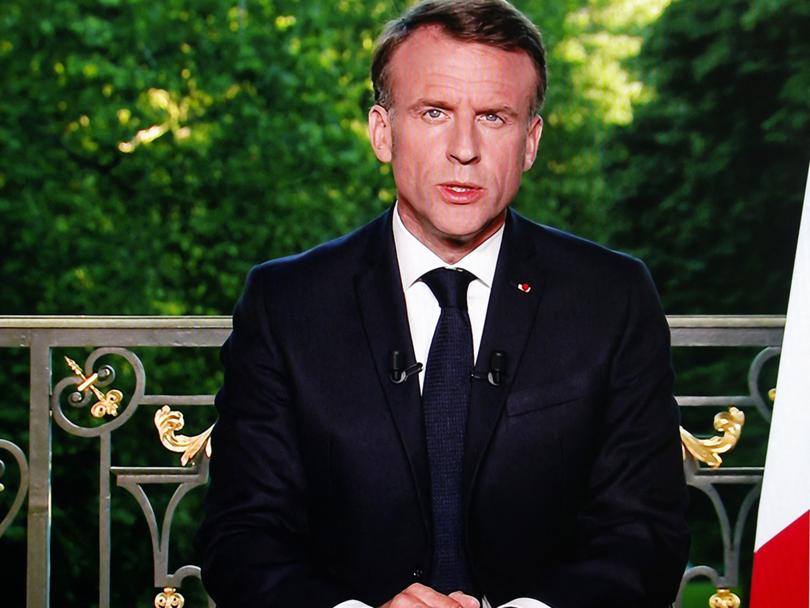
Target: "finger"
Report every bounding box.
[381,592,429,608]
[394,599,429,608]
[405,583,464,607]
[449,591,480,608]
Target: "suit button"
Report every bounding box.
[412,568,424,580]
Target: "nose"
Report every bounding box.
[446,118,480,165]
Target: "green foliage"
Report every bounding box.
[0,0,399,317]
[606,0,810,315]
[516,0,672,237]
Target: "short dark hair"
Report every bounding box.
[371,0,547,114]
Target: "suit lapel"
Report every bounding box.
[463,210,545,495]
[353,209,545,535]
[354,210,431,534]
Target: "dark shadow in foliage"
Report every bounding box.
[606,0,809,315]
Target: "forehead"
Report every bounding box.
[387,26,537,112]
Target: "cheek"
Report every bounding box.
[392,129,440,182]
[510,137,531,179]
[487,140,527,191]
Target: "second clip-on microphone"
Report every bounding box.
[471,350,507,387]
[389,350,423,384]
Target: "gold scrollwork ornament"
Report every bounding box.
[709,588,741,608]
[64,356,123,417]
[154,587,185,608]
[89,389,123,418]
[680,406,745,468]
[154,405,213,466]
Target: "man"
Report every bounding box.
[197,1,690,607]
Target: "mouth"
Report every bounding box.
[437,182,485,204]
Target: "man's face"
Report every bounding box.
[369,26,543,259]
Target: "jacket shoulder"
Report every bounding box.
[235,210,389,315]
[249,211,387,285]
[512,212,651,283]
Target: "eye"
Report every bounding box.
[423,108,445,120]
[481,113,505,124]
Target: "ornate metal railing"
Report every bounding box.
[0,316,785,608]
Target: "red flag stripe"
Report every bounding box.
[750,510,809,607]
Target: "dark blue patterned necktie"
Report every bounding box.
[421,267,476,594]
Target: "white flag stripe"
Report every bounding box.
[754,163,810,550]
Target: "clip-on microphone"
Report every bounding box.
[389,350,423,384]
[487,350,506,386]
[472,350,507,387]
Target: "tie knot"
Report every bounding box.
[422,268,475,310]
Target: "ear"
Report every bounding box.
[368,104,393,163]
[522,114,543,171]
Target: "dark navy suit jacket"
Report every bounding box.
[197,208,690,608]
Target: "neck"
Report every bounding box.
[397,206,506,265]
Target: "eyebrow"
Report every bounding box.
[409,98,452,112]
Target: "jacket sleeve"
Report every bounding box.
[530,260,690,608]
[196,265,351,608]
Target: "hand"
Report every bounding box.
[378,583,480,608]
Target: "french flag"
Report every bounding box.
[750,166,810,607]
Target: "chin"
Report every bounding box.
[436,222,490,244]
[439,212,500,236]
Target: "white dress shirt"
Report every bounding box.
[333,205,550,608]
[392,201,503,385]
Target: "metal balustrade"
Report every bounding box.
[0,316,786,608]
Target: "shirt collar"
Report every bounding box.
[392,201,504,290]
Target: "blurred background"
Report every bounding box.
[0,0,808,606]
